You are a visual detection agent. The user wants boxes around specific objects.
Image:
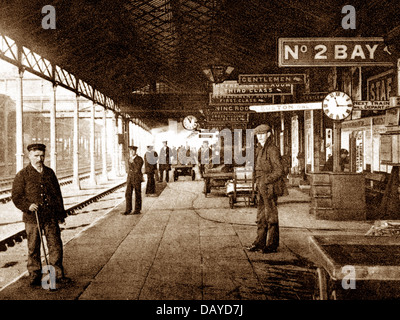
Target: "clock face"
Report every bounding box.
[322,91,353,121]
[182,115,198,130]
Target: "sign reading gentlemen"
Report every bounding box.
[238,74,305,85]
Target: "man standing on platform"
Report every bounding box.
[198,140,212,178]
[158,141,171,183]
[11,143,70,287]
[144,145,157,196]
[124,146,144,215]
[247,124,284,254]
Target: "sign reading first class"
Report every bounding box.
[278,37,394,67]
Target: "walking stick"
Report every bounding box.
[34,210,57,291]
[34,210,50,272]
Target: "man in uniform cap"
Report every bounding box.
[144,145,158,196]
[158,141,171,182]
[197,140,212,178]
[12,143,70,287]
[124,146,144,215]
[247,124,285,254]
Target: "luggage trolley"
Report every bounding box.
[226,166,256,208]
[173,163,195,181]
[203,165,233,197]
[309,235,400,300]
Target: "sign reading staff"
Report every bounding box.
[278,37,394,67]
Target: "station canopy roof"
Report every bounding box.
[1,0,399,128]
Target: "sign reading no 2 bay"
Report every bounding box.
[278,38,394,67]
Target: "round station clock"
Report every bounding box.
[182,115,198,130]
[322,91,353,121]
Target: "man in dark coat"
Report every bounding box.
[144,145,157,196]
[247,124,284,254]
[158,141,171,182]
[197,140,212,178]
[11,143,70,287]
[124,146,144,215]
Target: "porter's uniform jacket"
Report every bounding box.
[11,164,66,224]
[127,155,144,184]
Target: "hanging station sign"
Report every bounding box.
[367,69,396,102]
[209,93,274,105]
[238,74,305,85]
[299,92,329,102]
[212,81,293,96]
[278,37,394,67]
[249,102,322,113]
[353,100,391,110]
[206,105,252,112]
[206,112,249,123]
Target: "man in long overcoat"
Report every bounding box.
[158,141,171,182]
[247,124,284,254]
[144,145,157,196]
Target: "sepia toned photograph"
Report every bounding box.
[1,0,400,316]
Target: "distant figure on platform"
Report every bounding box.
[124,146,144,215]
[247,124,285,254]
[158,141,171,182]
[11,143,70,287]
[322,148,349,172]
[144,145,158,196]
[198,140,212,178]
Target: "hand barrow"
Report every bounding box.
[226,166,257,208]
[309,235,400,300]
[173,163,195,181]
[203,169,233,197]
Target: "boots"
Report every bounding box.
[263,223,279,253]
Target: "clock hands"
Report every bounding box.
[332,95,339,107]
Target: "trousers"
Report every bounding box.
[145,173,155,194]
[159,168,170,182]
[25,219,64,279]
[125,180,142,213]
[253,181,279,249]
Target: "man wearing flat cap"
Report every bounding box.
[11,143,70,287]
[124,146,144,215]
[248,124,285,254]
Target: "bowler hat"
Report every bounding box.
[253,124,271,134]
[128,146,138,151]
[27,143,46,152]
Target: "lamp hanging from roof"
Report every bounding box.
[202,63,234,84]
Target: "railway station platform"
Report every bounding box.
[0,176,376,303]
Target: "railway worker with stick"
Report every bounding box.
[123,146,144,215]
[11,143,70,288]
[247,124,286,254]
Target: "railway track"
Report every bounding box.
[0,165,109,202]
[0,180,126,252]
